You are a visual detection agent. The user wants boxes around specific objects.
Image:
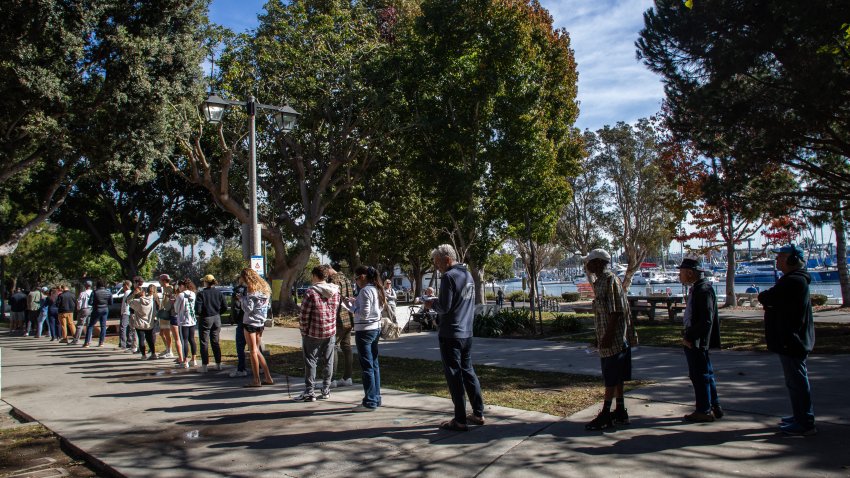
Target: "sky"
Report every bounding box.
[207,0,663,132]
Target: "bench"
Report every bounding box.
[570,305,593,314]
[736,293,760,307]
[92,319,120,336]
[630,304,655,321]
[576,283,594,299]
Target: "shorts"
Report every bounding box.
[159,319,172,330]
[244,324,264,334]
[169,316,179,327]
[600,347,632,387]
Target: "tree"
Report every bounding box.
[400,0,582,302]
[556,132,608,256]
[591,118,680,288]
[173,0,396,312]
[636,0,850,205]
[203,245,246,286]
[484,253,516,284]
[0,0,210,255]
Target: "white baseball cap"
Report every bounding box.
[584,249,611,264]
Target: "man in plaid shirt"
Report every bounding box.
[585,249,638,431]
[296,265,340,402]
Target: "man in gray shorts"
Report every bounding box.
[584,249,638,431]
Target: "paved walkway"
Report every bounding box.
[2,317,850,477]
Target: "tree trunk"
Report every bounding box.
[724,239,736,307]
[833,207,850,307]
[469,263,485,306]
[269,237,312,315]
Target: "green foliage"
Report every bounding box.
[507,290,528,302]
[474,307,534,337]
[561,292,581,303]
[485,253,517,283]
[811,294,829,306]
[550,313,586,333]
[204,246,247,286]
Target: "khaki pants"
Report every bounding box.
[59,312,76,340]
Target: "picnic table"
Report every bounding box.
[627,295,685,322]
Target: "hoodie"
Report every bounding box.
[241,291,270,328]
[758,268,815,358]
[129,295,156,330]
[299,282,340,338]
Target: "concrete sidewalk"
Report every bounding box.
[2,330,850,477]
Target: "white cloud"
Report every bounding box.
[541,0,664,131]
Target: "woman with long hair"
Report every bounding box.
[130,284,158,360]
[45,286,60,341]
[343,266,385,411]
[173,278,198,369]
[238,268,274,387]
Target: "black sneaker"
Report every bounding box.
[612,408,630,425]
[319,388,330,400]
[683,411,715,423]
[585,410,614,431]
[712,405,724,419]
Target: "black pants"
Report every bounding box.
[439,336,485,424]
[181,325,198,358]
[199,315,222,365]
[135,329,155,356]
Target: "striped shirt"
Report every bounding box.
[591,271,637,358]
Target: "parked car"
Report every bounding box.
[109,281,163,318]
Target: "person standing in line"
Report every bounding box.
[84,279,113,347]
[157,274,177,359]
[424,244,485,432]
[173,278,198,369]
[26,286,43,336]
[195,274,228,373]
[677,257,723,422]
[229,281,249,378]
[329,263,355,388]
[130,284,158,360]
[72,281,93,345]
[496,288,504,307]
[294,265,339,400]
[759,244,817,436]
[383,279,397,321]
[342,265,384,411]
[583,249,638,431]
[118,280,136,352]
[8,288,27,335]
[239,268,274,387]
[56,285,77,343]
[45,287,60,341]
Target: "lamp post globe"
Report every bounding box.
[202,94,229,124]
[274,104,300,132]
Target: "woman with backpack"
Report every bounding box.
[173,278,198,369]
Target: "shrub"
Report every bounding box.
[550,313,583,333]
[561,291,581,303]
[485,292,496,301]
[474,308,533,337]
[811,293,828,306]
[507,290,528,302]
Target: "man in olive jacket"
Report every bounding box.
[758,244,816,436]
[678,258,722,423]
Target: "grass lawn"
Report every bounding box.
[104,334,635,418]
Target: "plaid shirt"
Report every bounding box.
[591,271,637,358]
[299,285,340,339]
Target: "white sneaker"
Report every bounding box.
[183,362,189,369]
[331,378,353,388]
[162,351,174,359]
[174,362,185,368]
[188,359,196,367]
[139,354,148,360]
[199,365,208,373]
[214,363,222,371]
[229,370,248,378]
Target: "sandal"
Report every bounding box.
[261,380,274,385]
[466,414,485,426]
[439,419,469,432]
[243,382,262,388]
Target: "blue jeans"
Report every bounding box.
[32,308,47,337]
[47,309,58,339]
[779,354,815,427]
[355,329,381,408]
[439,336,484,424]
[235,322,246,371]
[683,346,719,413]
[86,308,108,345]
[119,313,136,349]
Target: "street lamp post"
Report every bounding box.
[201,94,300,258]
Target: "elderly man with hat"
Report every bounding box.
[758,244,817,436]
[195,274,229,373]
[677,257,722,423]
[584,249,638,431]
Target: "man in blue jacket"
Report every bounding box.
[758,244,817,436]
[677,257,722,423]
[425,244,484,432]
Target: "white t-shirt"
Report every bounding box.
[174,290,197,327]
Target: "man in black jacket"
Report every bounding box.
[677,258,722,423]
[57,285,77,343]
[758,244,816,436]
[195,274,228,373]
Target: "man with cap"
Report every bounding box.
[71,281,94,344]
[677,257,722,422]
[195,274,229,373]
[584,248,637,431]
[758,244,817,436]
